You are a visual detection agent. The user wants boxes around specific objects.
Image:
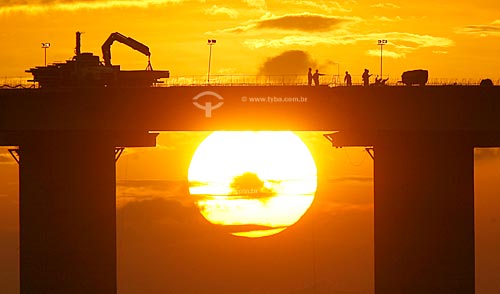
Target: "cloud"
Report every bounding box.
[116,197,226,242]
[388,32,454,47]
[281,0,351,13]
[114,194,375,294]
[314,201,373,217]
[118,197,198,226]
[0,0,186,14]
[329,203,373,212]
[229,172,276,199]
[256,13,349,32]
[257,50,316,76]
[458,20,500,37]
[216,13,356,34]
[245,32,454,50]
[366,48,405,59]
[374,15,402,22]
[118,142,175,157]
[370,2,400,9]
[244,34,346,48]
[242,0,266,9]
[205,5,239,19]
[328,176,373,184]
[117,179,189,207]
[461,25,500,35]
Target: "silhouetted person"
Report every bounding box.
[362,69,372,86]
[344,71,352,86]
[307,68,313,86]
[312,69,324,86]
[373,75,389,86]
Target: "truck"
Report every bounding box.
[401,69,428,86]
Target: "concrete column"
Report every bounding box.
[374,132,475,294]
[19,133,117,294]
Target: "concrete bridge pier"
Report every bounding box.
[15,132,156,294]
[374,132,475,294]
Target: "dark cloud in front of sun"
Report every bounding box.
[229,172,276,198]
[258,50,316,76]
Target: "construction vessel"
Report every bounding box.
[27,32,169,88]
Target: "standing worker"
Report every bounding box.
[362,69,372,86]
[344,71,352,86]
[312,69,325,86]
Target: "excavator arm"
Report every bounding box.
[101,32,151,67]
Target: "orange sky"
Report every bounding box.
[1,1,500,293]
[0,0,500,81]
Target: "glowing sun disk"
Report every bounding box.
[188,131,317,238]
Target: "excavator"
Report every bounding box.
[27,32,169,88]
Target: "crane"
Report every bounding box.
[101,32,153,70]
[27,32,168,87]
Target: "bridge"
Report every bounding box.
[1,85,500,294]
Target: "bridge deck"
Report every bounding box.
[1,85,500,146]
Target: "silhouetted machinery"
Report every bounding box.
[27,32,169,88]
[480,78,494,86]
[401,69,428,86]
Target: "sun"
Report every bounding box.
[188,131,317,238]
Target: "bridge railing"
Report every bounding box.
[162,74,313,86]
[159,75,499,87]
[161,74,358,87]
[1,75,499,88]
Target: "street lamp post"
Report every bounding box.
[42,42,50,66]
[333,62,340,85]
[207,39,216,84]
[377,39,387,78]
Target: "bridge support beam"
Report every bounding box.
[16,132,156,294]
[374,133,474,294]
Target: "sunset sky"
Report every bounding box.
[1,1,500,294]
[0,0,499,81]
